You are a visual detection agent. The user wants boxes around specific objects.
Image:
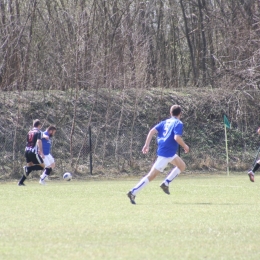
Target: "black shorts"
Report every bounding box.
[25,150,44,165]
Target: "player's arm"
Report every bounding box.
[37,139,45,158]
[42,133,49,140]
[142,127,158,154]
[175,135,189,153]
[37,131,45,158]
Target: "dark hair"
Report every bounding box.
[170,105,181,116]
[47,125,57,132]
[33,119,41,127]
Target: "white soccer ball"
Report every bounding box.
[63,172,72,181]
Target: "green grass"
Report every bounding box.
[1,175,260,260]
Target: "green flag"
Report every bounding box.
[224,115,231,129]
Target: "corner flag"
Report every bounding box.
[224,115,231,129]
[224,115,230,176]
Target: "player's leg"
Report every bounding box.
[166,155,186,184]
[253,159,260,173]
[23,153,44,184]
[48,155,55,171]
[160,155,186,194]
[23,152,44,175]
[248,159,260,182]
[19,152,45,186]
[43,163,55,180]
[131,167,160,194]
[23,151,34,175]
[39,155,50,185]
[46,158,55,178]
[127,157,168,204]
[40,155,55,185]
[127,175,150,204]
[18,151,31,186]
[27,153,44,173]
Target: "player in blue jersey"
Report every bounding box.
[18,119,46,186]
[127,105,189,204]
[39,125,57,185]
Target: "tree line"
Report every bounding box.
[0,0,259,92]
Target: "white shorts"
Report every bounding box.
[43,154,55,168]
[153,155,178,172]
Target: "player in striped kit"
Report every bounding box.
[18,119,46,186]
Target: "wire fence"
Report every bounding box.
[0,89,260,180]
[1,121,259,180]
[0,124,159,179]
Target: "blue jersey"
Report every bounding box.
[155,117,183,157]
[42,131,52,155]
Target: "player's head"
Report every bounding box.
[47,125,57,137]
[33,119,42,128]
[170,105,181,117]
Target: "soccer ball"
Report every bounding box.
[63,172,72,181]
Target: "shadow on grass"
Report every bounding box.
[173,202,254,205]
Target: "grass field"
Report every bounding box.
[1,174,260,260]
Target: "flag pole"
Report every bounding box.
[224,123,229,176]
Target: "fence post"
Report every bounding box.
[89,125,93,175]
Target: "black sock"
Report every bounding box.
[27,167,32,174]
[46,168,52,175]
[253,163,260,173]
[19,175,26,184]
[29,165,44,172]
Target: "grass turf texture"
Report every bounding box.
[1,175,260,260]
